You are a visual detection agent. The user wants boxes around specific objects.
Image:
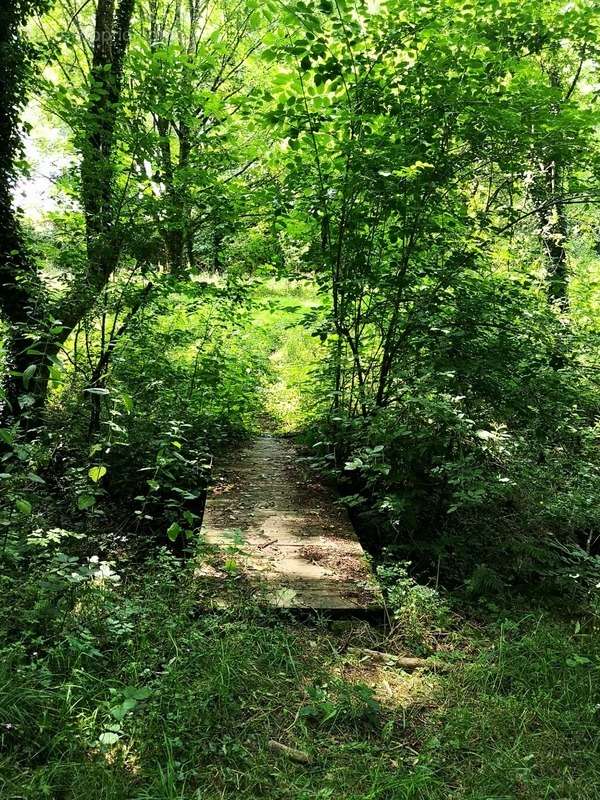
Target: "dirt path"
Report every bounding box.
[198,436,382,610]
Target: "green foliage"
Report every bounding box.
[2,550,600,799]
[307,268,600,588]
[250,278,323,431]
[1,2,600,796]
[298,681,381,728]
[377,559,451,653]
[0,556,436,799]
[3,0,599,585]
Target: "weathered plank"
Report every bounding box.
[197,436,382,610]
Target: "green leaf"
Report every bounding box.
[124,686,152,700]
[344,458,363,470]
[22,364,37,389]
[0,429,13,445]
[98,731,120,746]
[566,655,592,667]
[110,697,137,720]
[16,499,32,515]
[88,466,107,483]
[166,522,182,542]
[77,494,96,510]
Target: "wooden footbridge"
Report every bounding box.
[197,436,382,612]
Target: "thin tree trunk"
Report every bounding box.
[535,161,568,309]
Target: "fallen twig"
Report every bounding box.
[268,740,312,764]
[350,647,430,670]
[258,539,278,550]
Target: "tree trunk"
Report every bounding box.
[532,62,576,312]
[535,161,568,309]
[0,2,49,421]
[80,0,135,294]
[1,0,135,422]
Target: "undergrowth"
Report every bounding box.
[1,546,599,800]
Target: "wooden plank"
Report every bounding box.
[197,436,382,611]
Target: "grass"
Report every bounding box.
[429,613,600,799]
[2,546,599,800]
[250,277,324,433]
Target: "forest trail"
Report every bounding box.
[198,436,382,610]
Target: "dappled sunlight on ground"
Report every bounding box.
[334,653,439,713]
